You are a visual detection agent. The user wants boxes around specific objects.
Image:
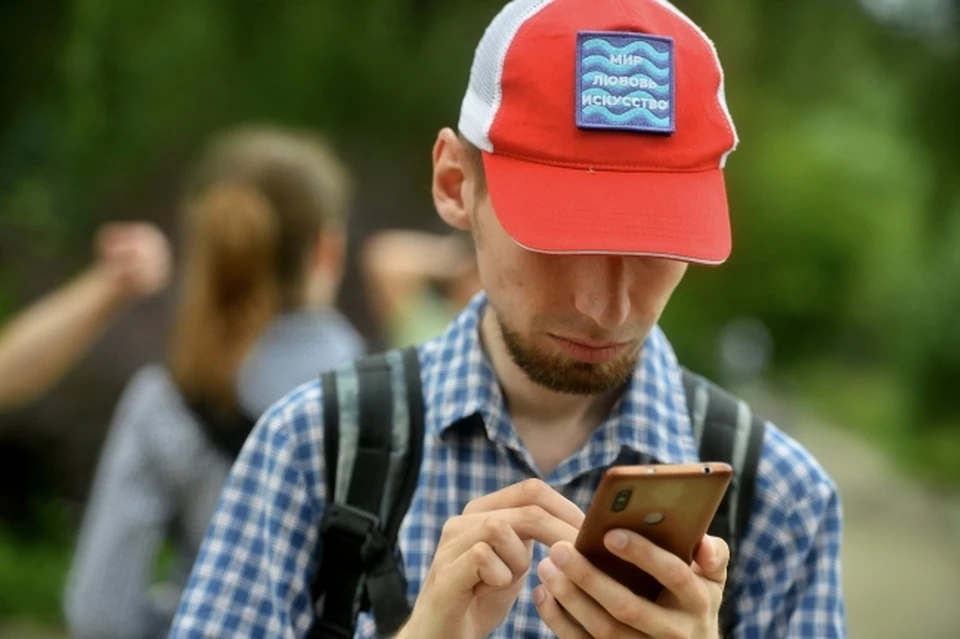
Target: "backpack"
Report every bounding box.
[307,346,766,638]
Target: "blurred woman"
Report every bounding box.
[64,125,364,639]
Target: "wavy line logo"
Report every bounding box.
[581,38,672,65]
[583,105,671,128]
[581,55,671,82]
[576,31,675,134]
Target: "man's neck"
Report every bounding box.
[479,308,623,475]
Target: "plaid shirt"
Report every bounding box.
[170,294,845,638]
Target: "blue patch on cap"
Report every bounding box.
[576,31,675,134]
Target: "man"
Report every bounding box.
[0,222,171,410]
[171,0,845,637]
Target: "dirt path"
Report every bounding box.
[749,388,960,639]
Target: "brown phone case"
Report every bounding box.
[574,462,733,601]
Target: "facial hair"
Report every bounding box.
[497,314,639,395]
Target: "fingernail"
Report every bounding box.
[533,585,546,605]
[705,536,716,561]
[550,545,570,566]
[538,557,557,579]
[606,529,629,550]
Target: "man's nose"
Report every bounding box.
[572,256,631,330]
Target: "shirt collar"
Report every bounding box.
[421,293,699,467]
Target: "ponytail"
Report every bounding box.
[169,184,281,414]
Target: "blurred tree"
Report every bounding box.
[0,0,957,490]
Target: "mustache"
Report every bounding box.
[531,318,638,344]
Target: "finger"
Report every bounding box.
[441,541,513,596]
[539,557,647,639]
[604,529,708,613]
[441,506,581,551]
[533,584,591,639]
[474,539,534,599]
[463,478,585,528]
[545,543,664,637]
[693,535,729,585]
[436,516,531,580]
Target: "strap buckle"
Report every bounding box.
[320,503,389,567]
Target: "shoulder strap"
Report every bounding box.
[309,346,424,639]
[681,367,765,637]
[185,400,259,460]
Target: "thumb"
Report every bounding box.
[694,535,729,585]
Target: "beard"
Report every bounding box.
[497,314,640,395]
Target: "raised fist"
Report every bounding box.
[94,222,172,301]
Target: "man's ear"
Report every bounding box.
[432,128,477,231]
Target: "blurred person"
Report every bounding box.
[172,1,845,638]
[362,229,480,347]
[0,222,171,411]
[63,125,364,639]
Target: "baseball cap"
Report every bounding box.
[457,0,738,264]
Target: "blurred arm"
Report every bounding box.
[64,370,175,639]
[361,230,470,332]
[0,267,126,409]
[0,222,170,410]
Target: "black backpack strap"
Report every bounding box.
[309,346,424,639]
[681,367,766,637]
[185,399,259,460]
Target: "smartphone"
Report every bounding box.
[574,462,733,601]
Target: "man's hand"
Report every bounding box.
[534,530,729,638]
[94,222,171,302]
[397,479,585,639]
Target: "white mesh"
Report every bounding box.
[652,0,739,167]
[458,0,555,152]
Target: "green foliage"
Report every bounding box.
[0,531,70,623]
[54,0,503,201]
[788,360,960,488]
[0,499,73,623]
[1,0,959,515]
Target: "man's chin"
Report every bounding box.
[505,335,638,395]
[527,369,632,395]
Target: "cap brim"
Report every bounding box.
[482,152,732,264]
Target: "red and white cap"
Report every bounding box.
[458,0,738,264]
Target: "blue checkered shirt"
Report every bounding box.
[170,294,845,638]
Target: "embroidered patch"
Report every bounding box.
[576,31,675,134]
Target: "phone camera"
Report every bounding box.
[703,466,713,475]
[611,489,632,512]
[644,512,665,525]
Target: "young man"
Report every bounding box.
[171,0,845,637]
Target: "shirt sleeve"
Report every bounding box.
[732,424,846,639]
[64,369,176,639]
[169,380,326,639]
